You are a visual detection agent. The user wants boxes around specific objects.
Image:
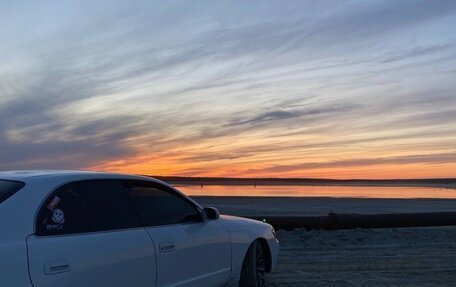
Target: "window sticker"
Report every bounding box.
[46,223,63,231]
[52,209,65,224]
[46,196,61,211]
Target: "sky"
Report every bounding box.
[0,0,455,179]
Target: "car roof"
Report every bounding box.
[0,170,147,182]
[0,170,204,214]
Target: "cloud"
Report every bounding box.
[380,44,456,64]
[228,110,301,126]
[248,153,456,174]
[225,103,361,129]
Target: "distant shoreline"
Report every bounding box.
[193,196,456,217]
[149,176,456,189]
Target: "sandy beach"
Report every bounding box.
[195,196,456,286]
[268,227,456,286]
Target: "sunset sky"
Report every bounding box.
[1,0,455,179]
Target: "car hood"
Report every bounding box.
[219,214,273,230]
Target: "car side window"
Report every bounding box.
[36,180,140,236]
[122,181,202,227]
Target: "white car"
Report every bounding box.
[0,170,279,287]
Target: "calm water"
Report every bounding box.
[177,185,456,199]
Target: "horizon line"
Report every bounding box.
[146,175,456,182]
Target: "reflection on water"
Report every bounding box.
[177,185,456,199]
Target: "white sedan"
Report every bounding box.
[0,170,279,287]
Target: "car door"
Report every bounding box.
[27,180,157,287]
[122,180,231,287]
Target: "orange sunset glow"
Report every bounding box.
[90,129,456,179]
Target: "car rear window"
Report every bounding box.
[0,180,25,204]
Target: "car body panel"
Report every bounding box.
[26,228,157,287]
[0,177,38,287]
[0,239,31,287]
[218,215,279,283]
[145,220,231,287]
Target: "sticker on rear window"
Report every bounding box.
[47,196,61,211]
[46,223,63,231]
[52,209,65,224]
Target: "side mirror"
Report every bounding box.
[204,207,220,220]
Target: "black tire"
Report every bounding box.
[239,240,267,287]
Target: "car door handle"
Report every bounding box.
[159,242,176,253]
[45,260,71,275]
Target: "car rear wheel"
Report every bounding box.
[239,240,267,287]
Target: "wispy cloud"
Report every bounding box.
[227,103,359,127]
[249,153,456,174]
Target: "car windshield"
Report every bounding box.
[0,180,25,205]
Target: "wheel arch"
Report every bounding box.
[256,237,273,273]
